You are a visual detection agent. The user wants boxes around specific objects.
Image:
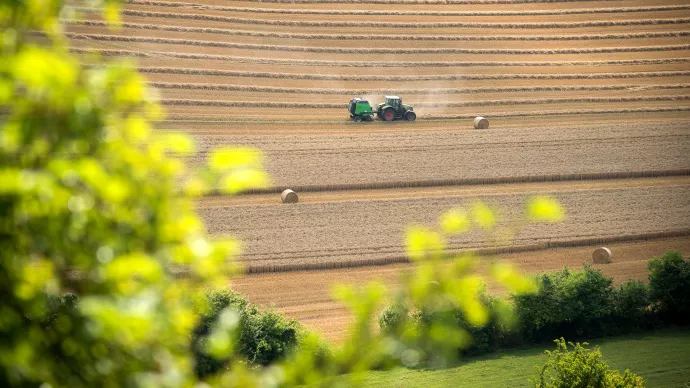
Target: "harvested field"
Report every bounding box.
[186,122,690,187]
[231,237,690,342]
[69,0,690,341]
[198,178,690,270]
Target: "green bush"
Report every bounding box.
[192,290,300,378]
[451,292,509,356]
[408,291,510,357]
[513,266,615,342]
[648,251,690,323]
[532,338,645,388]
[612,280,651,331]
[378,302,409,335]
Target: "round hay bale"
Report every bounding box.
[281,189,298,204]
[473,116,489,129]
[592,247,612,264]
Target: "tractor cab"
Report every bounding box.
[385,96,402,109]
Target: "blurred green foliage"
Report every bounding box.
[1,0,560,386]
[193,289,300,377]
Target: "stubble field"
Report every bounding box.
[69,0,690,341]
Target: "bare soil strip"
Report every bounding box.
[231,237,690,342]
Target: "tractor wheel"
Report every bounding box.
[354,116,363,122]
[366,116,374,122]
[405,111,417,122]
[382,107,395,122]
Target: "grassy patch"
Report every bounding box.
[361,329,690,388]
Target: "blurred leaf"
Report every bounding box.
[490,261,537,295]
[104,2,122,27]
[405,226,445,261]
[209,147,263,172]
[526,195,565,223]
[470,200,496,230]
[439,207,470,235]
[220,168,269,195]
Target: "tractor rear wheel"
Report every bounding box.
[405,111,417,122]
[382,107,395,122]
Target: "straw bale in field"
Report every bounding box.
[281,189,299,204]
[474,116,489,129]
[592,247,612,264]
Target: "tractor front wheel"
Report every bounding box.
[354,116,363,122]
[382,107,395,122]
[405,111,416,122]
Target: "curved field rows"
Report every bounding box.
[231,237,690,342]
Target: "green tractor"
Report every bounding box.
[377,95,416,122]
[348,96,416,122]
